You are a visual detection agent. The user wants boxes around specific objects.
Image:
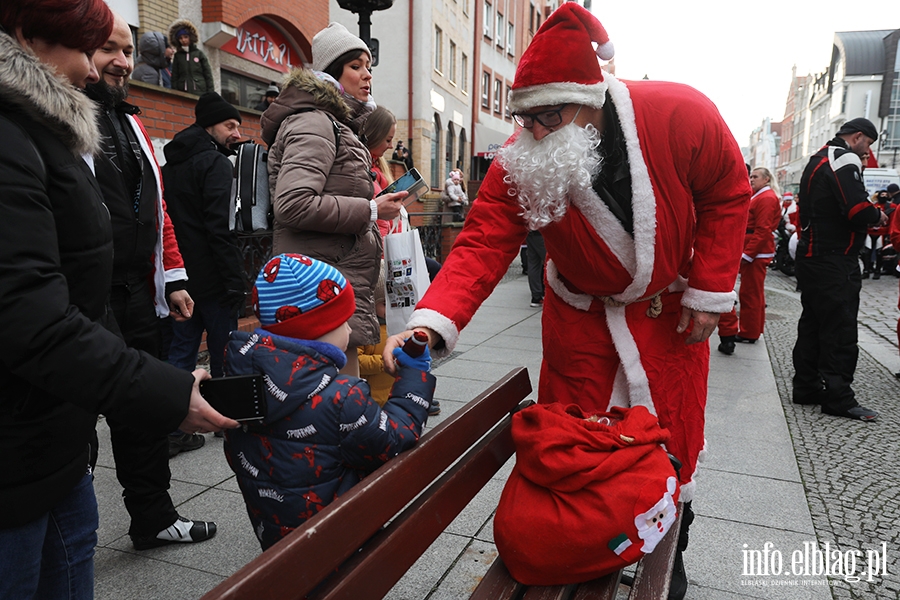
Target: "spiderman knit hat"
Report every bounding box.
[253,254,355,340]
[507,3,614,112]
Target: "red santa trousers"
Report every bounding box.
[718,258,771,340]
[538,286,708,499]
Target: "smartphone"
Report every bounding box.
[199,374,267,422]
[377,168,429,205]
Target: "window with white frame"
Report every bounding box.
[434,26,443,73]
[449,40,457,85]
[461,53,469,93]
[507,22,514,56]
[493,78,502,113]
[496,12,505,48]
[481,72,490,108]
[504,85,512,119]
[484,1,493,38]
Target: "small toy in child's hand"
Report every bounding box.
[401,330,429,357]
[392,336,432,372]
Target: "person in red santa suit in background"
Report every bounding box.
[383,5,750,597]
[717,167,782,354]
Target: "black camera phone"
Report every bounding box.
[199,374,267,422]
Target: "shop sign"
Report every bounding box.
[221,19,299,73]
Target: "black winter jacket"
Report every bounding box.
[162,125,245,303]
[0,31,194,529]
[797,137,882,258]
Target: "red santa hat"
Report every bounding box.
[507,3,614,113]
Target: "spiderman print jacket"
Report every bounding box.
[222,329,435,550]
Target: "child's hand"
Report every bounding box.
[392,343,432,373]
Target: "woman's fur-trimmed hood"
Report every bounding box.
[169,19,199,48]
[0,30,100,156]
[261,69,351,147]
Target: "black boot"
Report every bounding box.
[669,501,694,600]
[717,336,735,355]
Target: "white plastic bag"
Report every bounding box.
[383,227,431,336]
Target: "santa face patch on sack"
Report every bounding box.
[493,403,680,586]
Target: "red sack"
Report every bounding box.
[494,403,679,585]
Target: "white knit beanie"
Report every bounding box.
[312,22,372,73]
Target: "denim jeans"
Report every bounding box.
[168,299,237,378]
[0,472,98,599]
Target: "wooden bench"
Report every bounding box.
[201,367,682,600]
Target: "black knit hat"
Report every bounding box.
[888,183,900,195]
[836,118,878,141]
[195,92,242,128]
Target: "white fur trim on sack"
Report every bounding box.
[407,308,459,358]
[508,81,609,112]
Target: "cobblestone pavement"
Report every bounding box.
[761,269,900,599]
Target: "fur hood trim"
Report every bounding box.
[169,19,200,48]
[0,31,100,156]
[261,69,350,146]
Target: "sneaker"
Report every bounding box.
[530,298,543,308]
[428,400,441,416]
[168,432,205,458]
[131,517,217,550]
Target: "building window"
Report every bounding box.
[481,72,491,109]
[449,40,457,85]
[221,70,268,109]
[529,2,536,32]
[496,12,505,48]
[458,128,467,171]
[507,22,515,56]
[461,53,469,94]
[434,26,443,73]
[446,123,455,178]
[431,114,442,188]
[493,78,502,114]
[505,85,512,119]
[484,1,493,38]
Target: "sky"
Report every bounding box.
[589,0,898,146]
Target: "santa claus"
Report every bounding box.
[384,4,750,597]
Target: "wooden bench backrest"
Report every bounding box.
[202,367,533,600]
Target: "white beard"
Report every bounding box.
[497,122,603,230]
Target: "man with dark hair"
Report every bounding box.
[888,183,900,205]
[792,117,885,421]
[86,13,217,549]
[163,92,246,384]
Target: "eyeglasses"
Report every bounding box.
[512,105,569,129]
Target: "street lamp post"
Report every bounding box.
[336,0,393,47]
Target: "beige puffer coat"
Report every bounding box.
[261,69,380,347]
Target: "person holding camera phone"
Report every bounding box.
[222,254,435,550]
[261,22,407,379]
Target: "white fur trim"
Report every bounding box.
[569,186,636,276]
[605,74,657,303]
[679,480,696,503]
[165,268,188,283]
[407,308,459,358]
[608,364,629,410]
[545,260,592,311]
[605,305,655,414]
[681,287,737,314]
[508,81,608,112]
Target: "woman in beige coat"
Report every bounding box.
[261,23,405,376]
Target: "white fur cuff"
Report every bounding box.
[681,287,736,314]
[407,308,459,358]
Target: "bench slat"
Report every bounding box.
[202,367,532,600]
[309,410,521,599]
[469,557,524,600]
[570,572,621,599]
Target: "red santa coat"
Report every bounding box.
[409,75,750,500]
[743,186,781,259]
[127,114,188,317]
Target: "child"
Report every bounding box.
[168,19,214,94]
[223,254,435,550]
